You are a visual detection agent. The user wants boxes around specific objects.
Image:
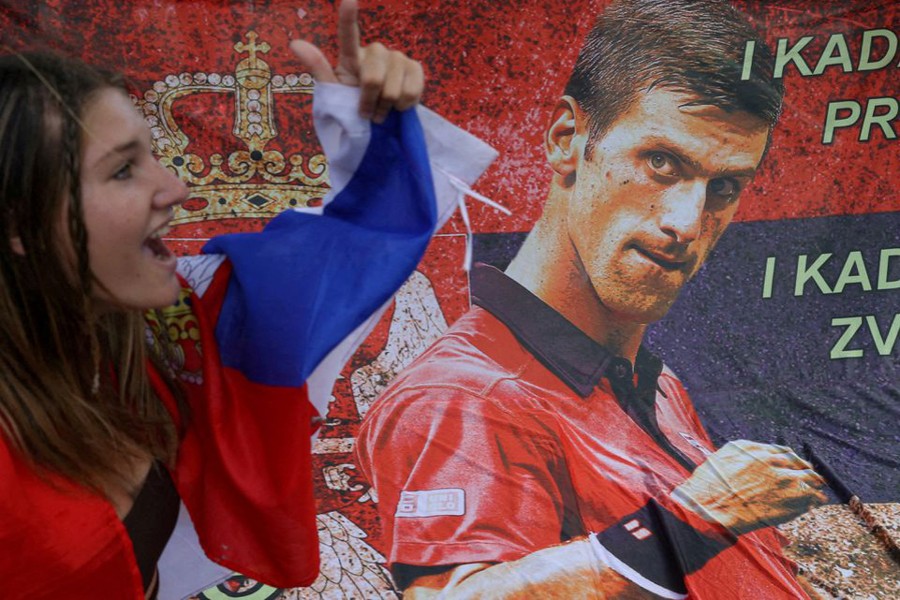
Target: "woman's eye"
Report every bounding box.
[647,152,678,176]
[113,163,132,180]
[709,178,738,200]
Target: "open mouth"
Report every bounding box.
[144,225,174,261]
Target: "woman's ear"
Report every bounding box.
[545,95,587,187]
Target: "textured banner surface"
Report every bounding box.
[2,1,897,598]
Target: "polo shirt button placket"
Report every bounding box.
[612,360,630,381]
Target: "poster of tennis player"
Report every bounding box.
[1,0,896,598]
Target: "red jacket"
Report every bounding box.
[0,268,319,598]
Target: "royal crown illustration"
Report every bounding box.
[135,31,327,225]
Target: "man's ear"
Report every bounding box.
[545,95,586,187]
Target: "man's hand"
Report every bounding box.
[289,0,424,123]
[671,440,828,535]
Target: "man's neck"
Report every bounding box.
[505,196,646,363]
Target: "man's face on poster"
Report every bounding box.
[561,87,770,324]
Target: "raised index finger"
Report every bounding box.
[336,0,361,76]
[288,40,338,83]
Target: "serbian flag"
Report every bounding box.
[155,82,498,596]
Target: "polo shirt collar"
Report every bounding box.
[470,263,662,398]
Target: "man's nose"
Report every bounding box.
[658,180,706,243]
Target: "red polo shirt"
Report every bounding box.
[357,264,807,598]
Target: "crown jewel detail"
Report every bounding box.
[135,31,328,225]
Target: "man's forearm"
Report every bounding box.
[403,538,659,599]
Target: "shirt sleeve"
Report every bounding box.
[357,382,575,569]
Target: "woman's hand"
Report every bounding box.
[289,0,425,123]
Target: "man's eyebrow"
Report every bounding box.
[90,139,141,169]
[652,141,759,179]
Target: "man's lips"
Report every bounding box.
[631,244,692,272]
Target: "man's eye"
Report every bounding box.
[113,163,132,180]
[709,178,739,200]
[647,152,678,176]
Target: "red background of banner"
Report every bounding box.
[3,0,896,240]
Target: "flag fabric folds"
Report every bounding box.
[155,83,498,597]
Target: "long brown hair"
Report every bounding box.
[0,51,181,494]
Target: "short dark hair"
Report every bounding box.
[565,0,784,149]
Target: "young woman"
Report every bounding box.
[0,1,440,597]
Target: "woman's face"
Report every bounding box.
[76,88,187,310]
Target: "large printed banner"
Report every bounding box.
[2,0,897,598]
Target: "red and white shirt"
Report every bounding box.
[357,264,807,598]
